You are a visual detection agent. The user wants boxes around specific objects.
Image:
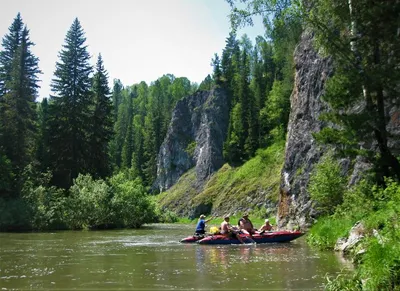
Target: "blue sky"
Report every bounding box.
[0,0,265,99]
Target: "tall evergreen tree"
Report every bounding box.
[224,35,256,164]
[89,54,113,178]
[221,32,240,99]
[36,98,49,172]
[0,13,24,97]
[211,53,222,85]
[142,80,163,184]
[48,18,93,188]
[198,74,213,91]
[0,24,40,195]
[121,88,135,169]
[112,79,123,122]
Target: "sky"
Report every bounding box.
[0,0,265,99]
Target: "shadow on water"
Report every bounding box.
[0,223,352,290]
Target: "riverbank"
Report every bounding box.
[307,178,400,290]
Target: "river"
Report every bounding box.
[0,223,351,290]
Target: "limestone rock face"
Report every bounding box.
[277,31,400,230]
[277,32,333,229]
[153,88,229,192]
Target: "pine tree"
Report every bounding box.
[0,24,40,195]
[142,80,163,184]
[36,98,49,172]
[130,82,148,180]
[121,89,135,169]
[211,53,222,85]
[224,36,256,164]
[89,54,113,178]
[110,91,129,169]
[112,79,123,122]
[0,13,24,97]
[131,115,145,179]
[198,74,213,91]
[48,18,93,188]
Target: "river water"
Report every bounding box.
[0,223,351,290]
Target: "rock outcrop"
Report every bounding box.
[153,88,229,192]
[277,32,333,229]
[277,31,400,230]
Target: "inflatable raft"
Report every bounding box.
[180,230,304,244]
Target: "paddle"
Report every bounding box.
[239,229,256,244]
[237,216,257,244]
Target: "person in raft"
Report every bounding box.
[195,214,213,236]
[259,219,273,233]
[238,212,257,235]
[220,215,245,243]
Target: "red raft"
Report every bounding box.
[180,230,304,244]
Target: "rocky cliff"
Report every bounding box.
[277,32,333,229]
[277,32,400,230]
[153,88,229,192]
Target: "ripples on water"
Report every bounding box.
[0,224,351,290]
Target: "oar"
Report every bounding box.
[240,230,256,244]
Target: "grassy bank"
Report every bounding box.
[156,141,285,220]
[306,153,400,290]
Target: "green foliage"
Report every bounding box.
[351,180,400,289]
[309,179,400,289]
[109,172,156,228]
[198,74,214,91]
[0,13,24,96]
[157,168,198,214]
[152,199,179,223]
[110,74,195,186]
[0,14,40,196]
[308,152,347,215]
[259,80,291,145]
[334,179,374,222]
[324,273,362,291]
[307,216,353,250]
[21,164,67,230]
[89,54,113,179]
[185,141,196,157]
[67,174,112,229]
[48,18,93,189]
[220,1,300,164]
[0,197,31,231]
[0,153,14,196]
[307,0,400,181]
[158,141,285,216]
[24,184,66,231]
[359,237,400,290]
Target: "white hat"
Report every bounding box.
[265,219,269,223]
[200,214,206,219]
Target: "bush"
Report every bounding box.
[308,152,346,215]
[24,185,67,230]
[312,179,400,289]
[109,173,155,228]
[21,164,67,230]
[307,216,354,250]
[67,174,112,229]
[0,198,31,231]
[334,179,374,222]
